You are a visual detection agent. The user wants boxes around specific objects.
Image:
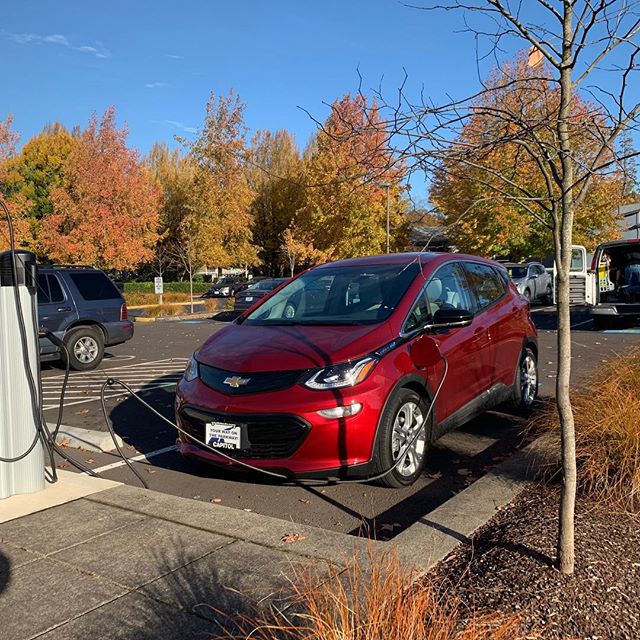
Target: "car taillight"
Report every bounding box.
[120,303,128,321]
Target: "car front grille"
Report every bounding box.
[198,362,307,395]
[179,405,310,459]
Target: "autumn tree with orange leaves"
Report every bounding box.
[0,115,30,251]
[430,56,624,259]
[43,108,160,270]
[295,94,409,261]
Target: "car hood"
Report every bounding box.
[196,322,395,372]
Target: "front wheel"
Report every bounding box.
[373,388,429,488]
[543,285,553,305]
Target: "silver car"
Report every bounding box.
[505,262,553,304]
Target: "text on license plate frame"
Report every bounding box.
[205,422,244,450]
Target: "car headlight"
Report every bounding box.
[183,355,199,382]
[303,356,377,390]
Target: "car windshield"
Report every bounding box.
[507,266,528,279]
[243,263,420,326]
[248,279,281,291]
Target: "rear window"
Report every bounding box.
[69,272,121,301]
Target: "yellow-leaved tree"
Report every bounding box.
[430,56,624,259]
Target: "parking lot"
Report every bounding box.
[42,309,640,540]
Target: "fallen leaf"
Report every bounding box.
[210,497,222,503]
[298,498,310,505]
[75,409,90,416]
[86,458,94,464]
[427,472,443,480]
[457,468,471,476]
[243,508,253,512]
[145,468,157,474]
[281,533,306,543]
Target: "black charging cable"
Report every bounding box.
[99,351,448,487]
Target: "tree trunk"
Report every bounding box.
[189,269,194,314]
[555,5,578,576]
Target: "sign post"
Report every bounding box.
[154,276,164,305]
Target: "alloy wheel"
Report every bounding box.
[391,401,426,478]
[73,336,99,364]
[520,352,538,405]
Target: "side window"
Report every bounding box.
[37,274,51,304]
[48,275,65,303]
[463,262,506,311]
[404,292,430,333]
[424,262,475,317]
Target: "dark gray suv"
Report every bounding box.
[37,266,134,370]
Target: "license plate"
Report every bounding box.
[245,296,254,302]
[205,422,243,450]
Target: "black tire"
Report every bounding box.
[523,288,532,302]
[543,285,553,305]
[372,388,429,488]
[592,316,610,331]
[63,326,105,371]
[508,347,538,410]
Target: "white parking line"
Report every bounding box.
[89,444,178,474]
[42,358,187,410]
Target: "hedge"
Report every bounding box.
[122,281,211,294]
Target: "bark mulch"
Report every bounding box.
[429,483,640,640]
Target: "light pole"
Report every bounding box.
[380,182,391,253]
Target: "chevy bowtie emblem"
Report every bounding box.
[223,375,251,388]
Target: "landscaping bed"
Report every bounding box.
[429,482,640,640]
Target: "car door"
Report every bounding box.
[37,272,78,356]
[462,261,521,390]
[409,261,485,423]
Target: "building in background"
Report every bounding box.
[619,202,640,241]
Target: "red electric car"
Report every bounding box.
[175,252,538,487]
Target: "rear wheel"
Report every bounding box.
[63,326,104,371]
[373,388,429,488]
[543,285,553,305]
[523,288,532,302]
[508,347,538,410]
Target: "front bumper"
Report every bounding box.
[174,370,390,476]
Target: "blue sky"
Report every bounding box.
[2,2,480,162]
[2,0,638,201]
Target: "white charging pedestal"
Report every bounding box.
[0,250,44,499]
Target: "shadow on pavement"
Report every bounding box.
[0,551,9,597]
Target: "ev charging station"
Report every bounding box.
[0,249,45,499]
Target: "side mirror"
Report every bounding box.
[428,308,474,330]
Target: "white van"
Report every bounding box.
[555,240,640,329]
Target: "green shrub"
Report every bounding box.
[122,281,210,294]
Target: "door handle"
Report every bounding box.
[57,307,72,312]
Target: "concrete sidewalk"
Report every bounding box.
[0,440,549,640]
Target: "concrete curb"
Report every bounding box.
[55,425,124,454]
[85,434,557,576]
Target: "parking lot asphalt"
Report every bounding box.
[42,310,640,538]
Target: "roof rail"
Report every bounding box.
[44,264,98,270]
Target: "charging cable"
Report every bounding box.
[99,351,448,487]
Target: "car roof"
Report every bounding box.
[313,252,500,271]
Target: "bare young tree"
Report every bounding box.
[168,218,202,315]
[366,1,640,574]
